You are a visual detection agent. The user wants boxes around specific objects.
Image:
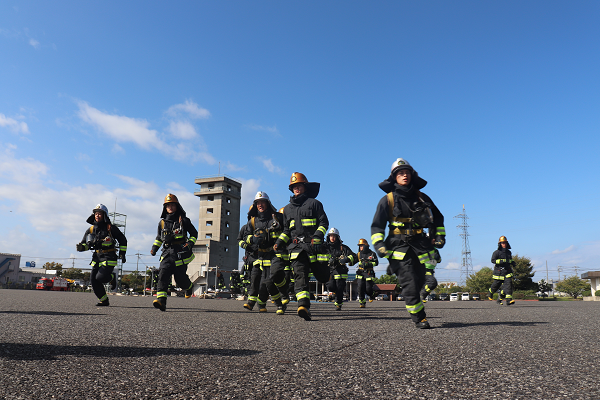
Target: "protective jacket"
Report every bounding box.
[80,220,127,268]
[151,211,198,266]
[371,180,444,269]
[357,248,378,270]
[240,210,284,265]
[491,247,515,279]
[276,192,329,263]
[324,240,358,272]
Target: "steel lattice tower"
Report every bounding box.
[454,205,473,284]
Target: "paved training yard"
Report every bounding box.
[1,289,598,399]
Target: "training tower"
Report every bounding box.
[454,205,473,284]
[187,175,242,294]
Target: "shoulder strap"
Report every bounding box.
[250,217,255,231]
[89,226,93,234]
[160,219,165,230]
[387,192,394,219]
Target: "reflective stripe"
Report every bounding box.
[301,218,316,226]
[98,294,108,302]
[492,275,506,280]
[274,278,287,288]
[317,254,329,262]
[157,291,168,298]
[389,250,406,260]
[436,227,445,235]
[289,220,296,228]
[278,233,290,243]
[296,291,310,300]
[120,245,127,252]
[371,233,384,244]
[153,240,163,247]
[239,240,247,248]
[356,275,364,280]
[188,236,197,244]
[248,296,259,302]
[406,301,424,314]
[317,226,327,236]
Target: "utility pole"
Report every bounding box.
[454,205,473,284]
[557,265,563,281]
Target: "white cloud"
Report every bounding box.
[246,124,280,136]
[166,100,210,119]
[76,153,91,162]
[77,101,215,165]
[444,262,461,270]
[257,157,284,175]
[112,143,125,154]
[224,162,246,172]
[238,178,261,206]
[0,113,29,134]
[168,120,197,140]
[29,38,40,49]
[551,245,575,255]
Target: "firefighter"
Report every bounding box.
[216,271,226,291]
[356,238,378,308]
[488,236,516,305]
[324,228,357,311]
[240,191,288,314]
[420,248,442,303]
[277,207,294,301]
[275,172,330,321]
[371,158,445,329]
[237,221,252,297]
[230,270,243,295]
[149,194,198,311]
[76,204,127,306]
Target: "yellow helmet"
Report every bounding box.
[278,207,285,213]
[358,238,369,247]
[289,172,308,191]
[498,236,508,243]
[164,193,179,205]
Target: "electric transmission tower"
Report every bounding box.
[454,205,473,284]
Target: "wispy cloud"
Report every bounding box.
[76,101,215,165]
[552,245,575,255]
[0,113,29,135]
[168,120,197,140]
[238,178,261,205]
[166,100,210,119]
[246,124,280,136]
[257,157,284,174]
[29,38,40,49]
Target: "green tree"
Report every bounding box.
[436,282,461,294]
[62,268,85,280]
[466,267,493,293]
[538,279,552,297]
[512,254,537,291]
[43,262,63,277]
[373,274,399,285]
[555,275,590,299]
[121,271,145,292]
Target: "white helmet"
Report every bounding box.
[390,158,413,175]
[93,204,109,215]
[254,191,270,203]
[327,227,339,237]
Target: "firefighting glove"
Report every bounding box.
[376,245,388,258]
[311,239,323,254]
[150,249,156,256]
[339,256,350,264]
[434,235,446,249]
[76,243,86,252]
[251,235,264,245]
[120,253,126,263]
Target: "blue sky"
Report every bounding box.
[1,1,599,283]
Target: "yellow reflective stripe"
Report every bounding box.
[317,226,327,235]
[505,273,513,278]
[99,260,118,267]
[153,240,162,247]
[239,240,247,248]
[389,221,407,227]
[157,291,168,298]
[309,255,317,263]
[290,251,301,260]
[348,255,355,264]
[492,275,505,280]
[317,255,329,262]
[98,294,108,301]
[436,227,445,235]
[279,233,290,243]
[371,233,384,244]
[356,275,364,280]
[289,220,296,228]
[390,250,405,260]
[270,232,279,239]
[188,236,197,244]
[252,259,272,267]
[120,246,127,251]
[301,218,316,226]
[296,291,310,300]
[182,254,195,264]
[246,235,253,244]
[406,301,424,314]
[311,238,322,244]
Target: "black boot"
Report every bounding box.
[110,274,117,291]
[243,301,255,311]
[96,299,109,307]
[153,297,167,311]
[185,284,193,299]
[415,318,431,329]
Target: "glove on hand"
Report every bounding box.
[120,253,126,263]
[76,243,85,252]
[434,235,445,249]
[376,246,388,258]
[150,249,156,256]
[339,256,350,264]
[251,235,264,245]
[311,237,323,253]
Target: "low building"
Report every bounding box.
[582,271,600,301]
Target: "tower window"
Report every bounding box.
[207,208,213,214]
[206,221,213,226]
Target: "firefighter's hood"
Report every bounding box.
[378,171,427,194]
[161,203,187,219]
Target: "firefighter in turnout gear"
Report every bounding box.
[216,272,226,291]
[420,248,442,302]
[488,236,516,305]
[356,238,378,308]
[277,207,294,300]
[230,270,243,295]
[324,228,357,310]
[237,222,252,296]
[240,191,288,314]
[149,194,198,311]
[275,172,330,321]
[371,158,445,329]
[76,204,127,306]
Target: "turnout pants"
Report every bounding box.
[157,248,192,299]
[90,252,117,302]
[489,277,513,300]
[357,269,375,303]
[388,248,426,323]
[330,265,348,305]
[293,251,330,308]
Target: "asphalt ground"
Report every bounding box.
[1,290,598,400]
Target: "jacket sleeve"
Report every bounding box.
[151,221,163,254]
[240,222,255,250]
[491,250,499,264]
[183,217,198,247]
[237,223,249,250]
[371,196,389,248]
[79,228,91,250]
[344,245,358,266]
[370,250,379,267]
[423,193,445,237]
[111,225,128,255]
[276,208,292,248]
[312,200,329,242]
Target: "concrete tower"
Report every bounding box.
[187,175,242,294]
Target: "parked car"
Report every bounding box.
[461,292,470,301]
[396,294,404,301]
[439,293,450,301]
[450,293,458,301]
[472,293,481,301]
[426,293,438,301]
[376,294,389,301]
